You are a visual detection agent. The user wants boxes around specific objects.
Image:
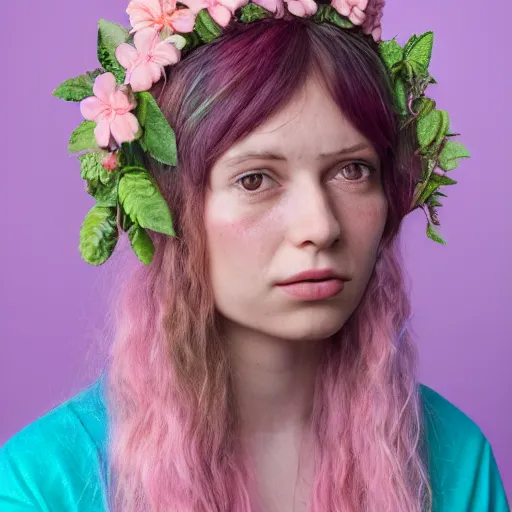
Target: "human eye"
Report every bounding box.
[233,171,275,195]
[335,162,377,184]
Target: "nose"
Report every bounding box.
[286,179,342,250]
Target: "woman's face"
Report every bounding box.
[204,74,388,342]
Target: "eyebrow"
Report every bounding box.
[224,142,373,166]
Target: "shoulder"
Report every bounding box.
[419,383,510,511]
[0,373,110,510]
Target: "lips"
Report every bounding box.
[276,268,349,285]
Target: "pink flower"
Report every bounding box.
[115,28,183,92]
[285,0,317,17]
[79,73,140,148]
[361,0,384,42]
[126,0,196,34]
[181,0,249,27]
[251,0,285,18]
[331,0,367,25]
[101,151,120,171]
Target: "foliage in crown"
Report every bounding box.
[53,0,470,266]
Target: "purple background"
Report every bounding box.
[1,0,511,498]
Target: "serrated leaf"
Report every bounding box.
[97,19,129,83]
[438,140,470,171]
[53,69,102,102]
[379,38,404,72]
[416,110,442,149]
[94,178,119,207]
[194,9,222,43]
[406,31,434,68]
[69,120,99,153]
[426,222,446,245]
[118,171,175,235]
[128,224,155,265]
[78,152,113,185]
[79,205,119,265]
[240,3,272,22]
[313,4,353,28]
[403,34,419,56]
[429,198,443,207]
[136,92,177,165]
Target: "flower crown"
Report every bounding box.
[53,0,470,266]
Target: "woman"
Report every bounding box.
[0,0,509,510]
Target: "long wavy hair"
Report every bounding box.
[104,14,433,512]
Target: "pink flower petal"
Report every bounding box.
[94,120,112,148]
[93,73,117,104]
[129,20,157,34]
[208,4,232,26]
[219,0,248,12]
[80,96,108,121]
[252,0,284,16]
[129,63,156,92]
[303,0,317,15]
[349,6,366,24]
[169,9,196,33]
[331,0,350,16]
[110,113,140,145]
[115,43,139,69]
[152,41,181,66]
[127,0,162,23]
[286,0,306,17]
[110,89,136,112]
[148,62,164,84]
[133,27,159,55]
[163,0,178,12]
[181,0,208,14]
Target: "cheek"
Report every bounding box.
[204,197,278,279]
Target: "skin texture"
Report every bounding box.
[204,72,388,511]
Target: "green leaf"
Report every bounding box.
[128,224,155,265]
[79,205,119,265]
[413,97,436,118]
[136,92,177,165]
[416,110,443,149]
[417,172,457,205]
[120,207,134,232]
[194,9,222,43]
[405,31,434,68]
[69,120,99,153]
[378,38,404,72]
[97,19,129,83]
[240,3,273,22]
[394,77,408,117]
[434,110,450,148]
[403,34,419,56]
[94,178,119,207]
[78,151,113,185]
[120,141,147,167]
[314,4,354,28]
[118,171,175,235]
[426,222,446,245]
[53,69,102,102]
[438,140,470,171]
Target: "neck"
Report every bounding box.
[225,320,328,436]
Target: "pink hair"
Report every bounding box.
[104,16,432,512]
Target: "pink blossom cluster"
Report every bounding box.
[81,0,384,148]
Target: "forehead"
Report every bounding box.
[219,75,373,163]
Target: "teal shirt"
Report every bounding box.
[0,374,509,511]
